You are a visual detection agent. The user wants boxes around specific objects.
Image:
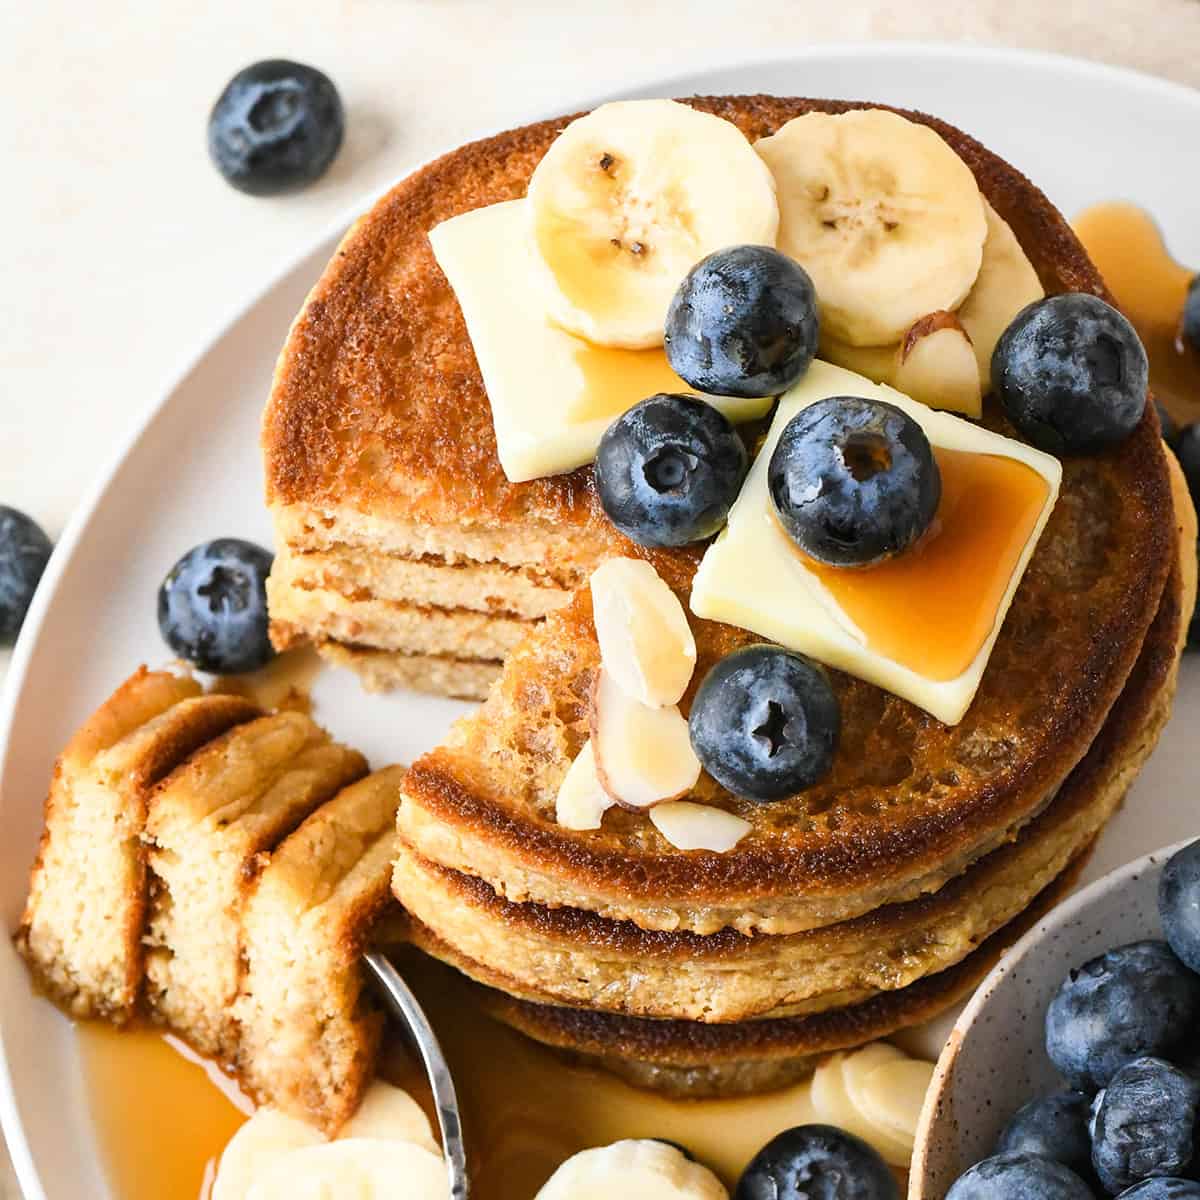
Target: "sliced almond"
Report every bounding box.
[891,311,982,418]
[555,740,614,831]
[590,670,700,810]
[590,557,697,708]
[857,1057,936,1146]
[648,801,751,852]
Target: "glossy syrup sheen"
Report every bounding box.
[1073,201,1200,419]
[567,338,690,422]
[802,447,1050,681]
[77,951,829,1198]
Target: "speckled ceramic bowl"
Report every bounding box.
[909,839,1194,1199]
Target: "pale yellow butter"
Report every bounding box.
[428,200,773,483]
[690,361,1061,725]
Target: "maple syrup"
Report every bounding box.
[568,339,689,423]
[77,950,836,1198]
[800,447,1050,681]
[211,645,323,713]
[1073,202,1200,420]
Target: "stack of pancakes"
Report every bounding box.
[263,97,1192,1095]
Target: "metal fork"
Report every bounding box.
[363,951,470,1198]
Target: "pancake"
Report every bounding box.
[394,539,1186,1023]
[262,96,1173,730]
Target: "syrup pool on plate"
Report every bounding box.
[76,950,833,1198]
[1073,201,1200,421]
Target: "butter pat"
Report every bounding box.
[691,361,1061,725]
[429,201,773,483]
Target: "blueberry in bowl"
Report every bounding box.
[594,393,748,548]
[208,60,344,196]
[1118,1182,1200,1199]
[665,245,820,399]
[688,644,840,802]
[1090,1056,1200,1194]
[1044,939,1200,1090]
[995,1090,1093,1173]
[0,506,53,647]
[945,1152,1095,1200]
[734,1124,898,1200]
[1158,838,1200,974]
[768,395,941,568]
[991,293,1148,454]
[158,538,275,674]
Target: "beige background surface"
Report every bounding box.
[3,0,1199,1193]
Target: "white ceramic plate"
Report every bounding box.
[3,44,1199,1199]
[911,840,1190,1198]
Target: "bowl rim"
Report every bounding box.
[908,836,1195,1198]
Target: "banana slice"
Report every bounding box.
[556,740,615,830]
[891,312,982,418]
[527,99,779,349]
[957,199,1044,388]
[591,557,696,708]
[811,1049,912,1166]
[857,1057,936,1146]
[818,336,897,384]
[245,1138,447,1200]
[756,109,987,347]
[535,1139,728,1200]
[338,1081,440,1157]
[591,670,701,809]
[212,1109,325,1200]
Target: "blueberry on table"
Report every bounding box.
[1182,277,1200,353]
[158,539,275,674]
[1118,1181,1200,1199]
[665,245,820,399]
[733,1124,898,1200]
[996,1090,1093,1173]
[688,645,840,802]
[768,395,941,568]
[1091,1056,1200,1194]
[594,393,748,548]
[1159,839,1200,974]
[946,1153,1094,1200]
[1044,939,1200,1090]
[208,60,343,196]
[991,293,1148,454]
[0,506,53,647]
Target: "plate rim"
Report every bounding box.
[2,42,1198,1200]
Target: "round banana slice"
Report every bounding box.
[245,1138,447,1200]
[856,1057,937,1146]
[756,109,987,347]
[535,1139,729,1200]
[957,199,1044,388]
[810,1049,912,1167]
[527,99,779,350]
[338,1081,441,1158]
[212,1108,325,1200]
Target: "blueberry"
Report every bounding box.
[158,539,275,674]
[0,507,53,647]
[208,60,343,196]
[1174,424,1200,511]
[946,1153,1094,1200]
[1045,940,1200,1090]
[733,1124,898,1200]
[1159,839,1200,975]
[768,396,940,568]
[688,645,839,801]
[1182,278,1200,354]
[1118,1181,1200,1199]
[594,394,748,548]
[992,293,1148,454]
[664,246,820,399]
[996,1090,1093,1173]
[1156,400,1179,445]
[1091,1057,1200,1194]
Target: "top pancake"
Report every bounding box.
[266,96,1175,934]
